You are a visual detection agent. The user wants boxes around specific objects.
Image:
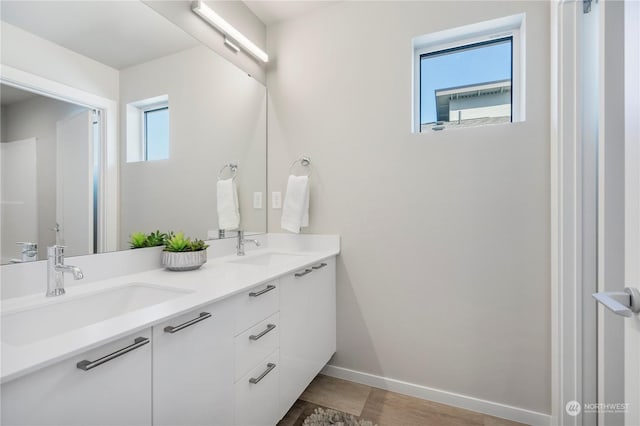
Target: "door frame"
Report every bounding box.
[550,1,587,424]
[551,1,628,425]
[0,64,119,252]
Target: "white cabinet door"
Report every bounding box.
[279,257,336,416]
[153,299,235,426]
[235,350,280,426]
[1,330,152,426]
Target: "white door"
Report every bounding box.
[624,0,640,423]
[594,1,640,424]
[56,110,93,256]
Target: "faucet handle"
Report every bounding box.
[47,245,66,257]
[17,242,37,249]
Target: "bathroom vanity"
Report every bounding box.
[0,234,339,426]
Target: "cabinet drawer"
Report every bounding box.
[235,350,280,426]
[235,280,279,335]
[235,312,279,381]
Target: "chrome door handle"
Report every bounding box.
[249,324,276,341]
[295,269,313,277]
[249,284,276,297]
[249,363,276,384]
[164,312,212,334]
[592,287,640,317]
[311,263,327,270]
[77,337,149,371]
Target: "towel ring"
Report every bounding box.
[289,156,312,177]
[218,163,238,181]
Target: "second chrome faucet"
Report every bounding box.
[46,245,83,297]
[237,230,260,256]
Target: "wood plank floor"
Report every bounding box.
[278,375,528,426]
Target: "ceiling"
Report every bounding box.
[0,0,338,71]
[244,1,339,26]
[0,1,199,70]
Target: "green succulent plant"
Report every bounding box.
[129,232,148,249]
[164,232,190,252]
[189,239,209,251]
[164,232,209,252]
[146,230,167,247]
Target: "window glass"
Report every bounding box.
[144,106,169,161]
[420,37,512,131]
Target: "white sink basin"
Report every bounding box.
[1,283,191,346]
[231,252,305,267]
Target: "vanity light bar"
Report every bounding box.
[192,0,269,63]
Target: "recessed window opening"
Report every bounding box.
[412,14,525,133]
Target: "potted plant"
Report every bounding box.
[129,230,168,249]
[162,232,209,271]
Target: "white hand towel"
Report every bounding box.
[281,175,309,233]
[217,178,240,230]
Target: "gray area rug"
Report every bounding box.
[302,407,376,426]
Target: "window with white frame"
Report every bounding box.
[413,14,525,133]
[126,95,169,162]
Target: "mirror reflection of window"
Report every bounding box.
[126,95,170,163]
[144,106,169,161]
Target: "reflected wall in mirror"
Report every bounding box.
[0,1,267,265]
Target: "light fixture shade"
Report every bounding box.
[192,0,269,63]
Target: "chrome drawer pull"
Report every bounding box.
[311,263,327,270]
[295,269,313,277]
[249,324,276,341]
[164,312,212,334]
[249,284,276,297]
[249,363,276,384]
[77,337,149,371]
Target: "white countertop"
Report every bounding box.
[1,236,339,384]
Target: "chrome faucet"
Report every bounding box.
[47,245,83,297]
[16,242,38,262]
[237,230,261,256]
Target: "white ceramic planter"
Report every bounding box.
[162,250,207,271]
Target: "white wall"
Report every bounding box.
[267,0,550,415]
[119,46,266,248]
[0,22,119,101]
[2,96,87,260]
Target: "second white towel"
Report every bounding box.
[281,175,309,233]
[217,178,240,230]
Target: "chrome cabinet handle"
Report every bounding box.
[249,363,276,384]
[249,284,276,297]
[249,324,276,341]
[295,269,313,277]
[77,337,149,371]
[312,263,327,270]
[164,312,212,334]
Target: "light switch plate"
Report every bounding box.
[253,192,263,209]
[272,191,282,209]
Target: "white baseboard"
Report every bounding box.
[320,364,551,426]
